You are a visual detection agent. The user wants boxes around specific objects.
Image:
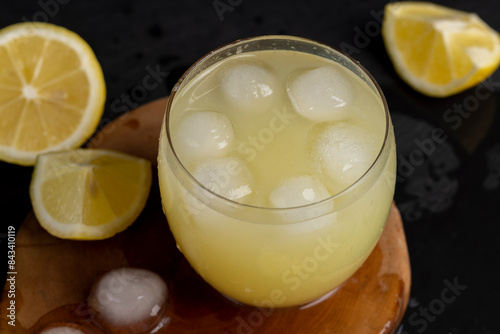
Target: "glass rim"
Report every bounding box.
[163,34,391,215]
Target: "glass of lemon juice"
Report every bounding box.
[158,35,396,308]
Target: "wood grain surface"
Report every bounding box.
[0,97,411,334]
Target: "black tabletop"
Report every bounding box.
[1,1,499,333]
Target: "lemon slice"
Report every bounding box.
[0,22,106,165]
[30,149,152,240]
[382,2,500,97]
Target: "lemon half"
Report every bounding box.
[382,2,500,97]
[0,22,106,165]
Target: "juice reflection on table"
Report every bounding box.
[158,36,396,307]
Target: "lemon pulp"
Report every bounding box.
[30,149,152,240]
[0,22,106,165]
[382,2,500,97]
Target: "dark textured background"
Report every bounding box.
[1,1,500,333]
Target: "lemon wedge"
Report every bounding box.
[0,22,106,165]
[382,2,500,97]
[30,149,152,240]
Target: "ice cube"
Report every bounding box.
[287,66,353,121]
[89,268,167,328]
[173,110,234,162]
[269,175,331,208]
[219,60,276,113]
[308,121,378,190]
[193,157,253,201]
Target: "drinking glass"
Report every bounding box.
[158,35,396,308]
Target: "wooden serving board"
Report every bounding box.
[0,97,411,334]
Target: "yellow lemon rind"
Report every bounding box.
[382,2,500,97]
[30,149,152,240]
[0,22,106,166]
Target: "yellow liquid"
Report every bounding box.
[158,48,396,307]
